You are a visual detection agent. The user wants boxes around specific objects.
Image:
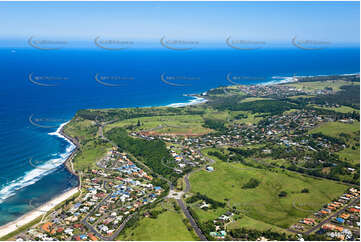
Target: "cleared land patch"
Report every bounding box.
[240,97,273,103]
[188,149,349,229]
[104,114,212,136]
[309,121,360,165]
[286,80,359,92]
[309,104,359,114]
[62,119,97,143]
[73,141,112,170]
[117,202,196,241]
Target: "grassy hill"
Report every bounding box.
[309,121,360,166]
[117,200,197,241]
[188,148,349,229]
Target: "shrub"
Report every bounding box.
[301,188,309,193]
[278,191,287,197]
[242,178,261,189]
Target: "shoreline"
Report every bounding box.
[0,94,201,238]
[0,93,207,238]
[59,125,80,178]
[0,187,79,238]
[0,123,81,239]
[167,94,208,108]
[0,72,358,238]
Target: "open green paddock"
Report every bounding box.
[188,148,349,229]
[286,80,359,92]
[104,114,212,135]
[309,121,360,165]
[117,200,196,241]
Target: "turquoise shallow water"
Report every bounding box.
[0,47,359,225]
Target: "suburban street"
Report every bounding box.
[304,197,360,235]
[81,193,113,240]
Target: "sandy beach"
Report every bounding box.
[0,122,80,239]
[167,95,208,108]
[0,187,78,238]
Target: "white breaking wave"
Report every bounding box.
[260,76,298,86]
[262,72,360,86]
[167,96,207,108]
[0,121,76,203]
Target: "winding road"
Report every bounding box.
[131,143,210,241]
[177,150,216,240]
[184,151,215,193]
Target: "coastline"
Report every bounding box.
[59,124,80,177]
[167,95,208,108]
[0,187,79,238]
[0,72,358,238]
[0,93,203,238]
[164,76,300,108]
[0,122,81,239]
[258,72,359,86]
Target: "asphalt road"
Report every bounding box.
[81,192,112,240]
[108,214,134,240]
[177,199,207,241]
[183,150,215,193]
[184,173,191,193]
[176,149,216,241]
[304,197,360,235]
[115,138,209,241]
[81,191,135,241]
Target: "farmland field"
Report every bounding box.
[310,104,359,114]
[117,202,196,241]
[240,97,273,103]
[309,121,360,165]
[309,121,360,137]
[72,141,112,170]
[286,80,359,92]
[104,114,212,135]
[188,148,349,229]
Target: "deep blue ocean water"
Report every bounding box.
[0,46,359,225]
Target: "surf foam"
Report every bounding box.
[0,121,75,203]
[167,96,207,108]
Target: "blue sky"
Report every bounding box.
[0,1,359,45]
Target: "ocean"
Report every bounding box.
[0,46,359,225]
